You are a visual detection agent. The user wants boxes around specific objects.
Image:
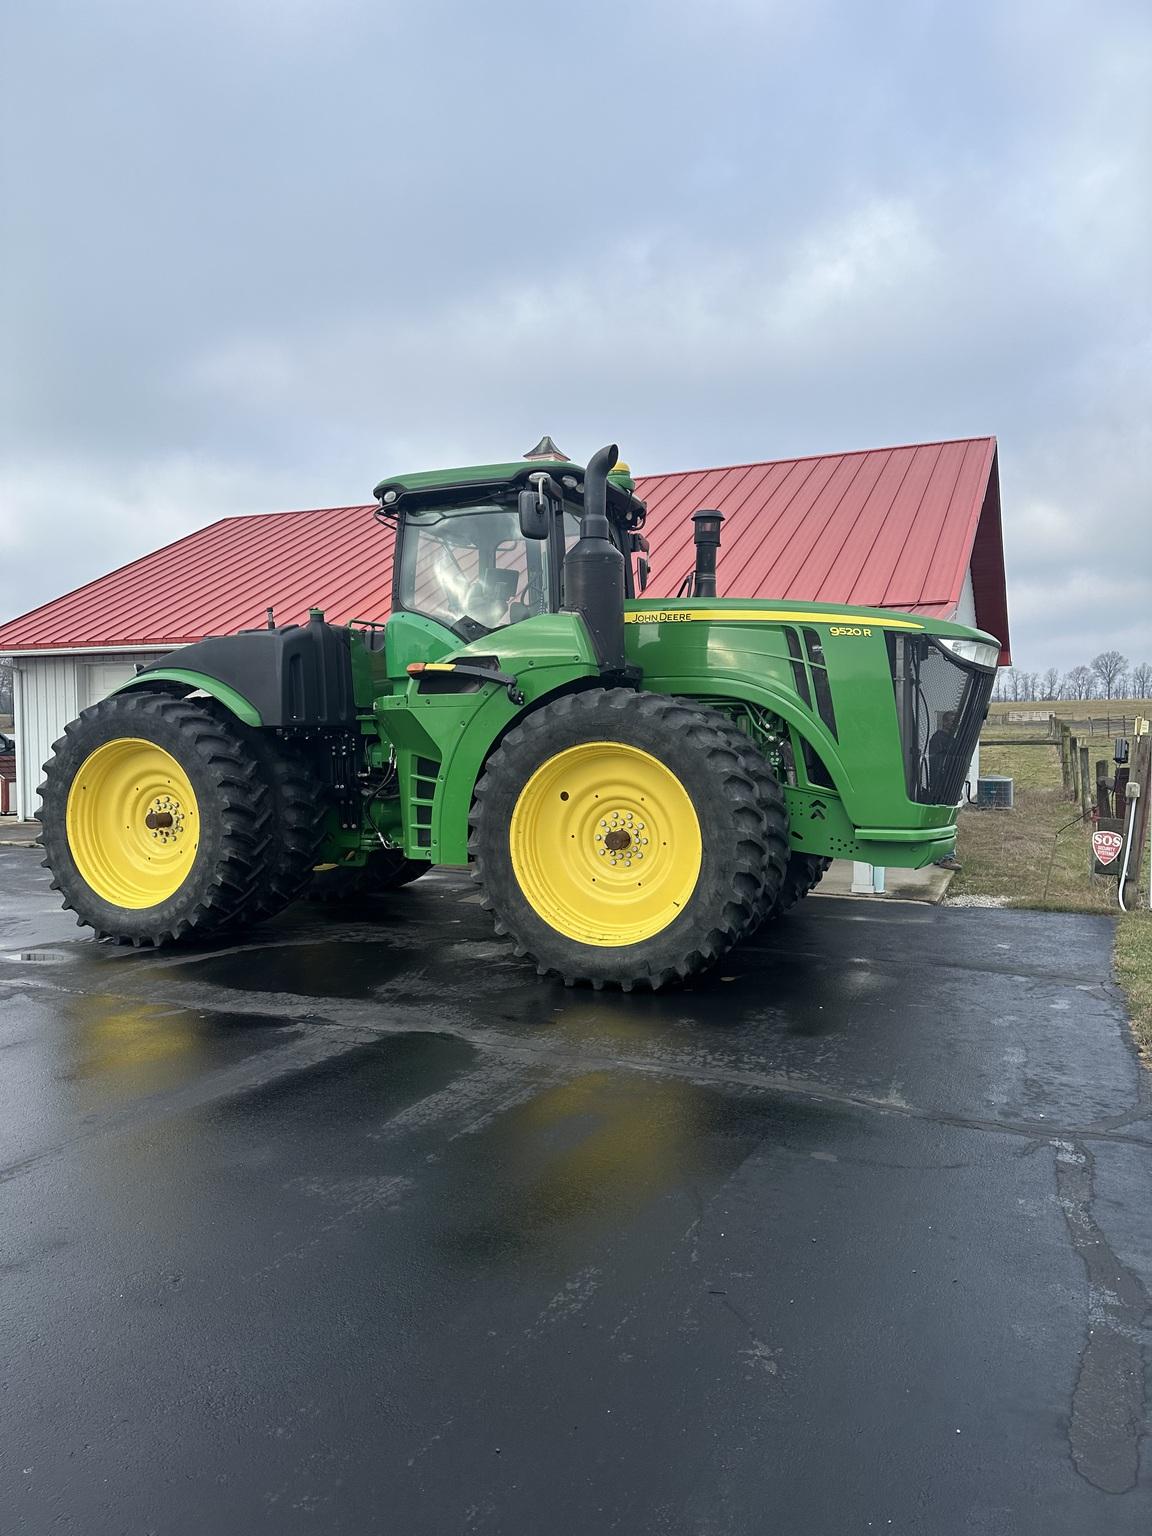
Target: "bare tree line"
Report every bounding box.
[993,651,1152,703]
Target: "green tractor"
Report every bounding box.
[38,443,1000,989]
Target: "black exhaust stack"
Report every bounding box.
[564,442,626,673]
[691,508,725,598]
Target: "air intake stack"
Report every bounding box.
[564,443,626,674]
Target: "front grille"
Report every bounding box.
[887,635,995,805]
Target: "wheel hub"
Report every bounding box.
[597,810,650,866]
[144,795,186,843]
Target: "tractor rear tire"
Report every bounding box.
[38,691,273,946]
[241,733,327,922]
[469,689,786,989]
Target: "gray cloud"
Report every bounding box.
[2,0,1149,675]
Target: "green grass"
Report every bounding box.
[951,736,1120,910]
[952,733,1151,1061]
[1115,913,1152,1063]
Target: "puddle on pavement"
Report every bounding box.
[170,942,414,1000]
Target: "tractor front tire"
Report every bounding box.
[469,689,785,990]
[38,691,273,946]
[700,714,789,934]
[768,853,832,921]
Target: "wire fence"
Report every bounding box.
[986,712,1144,737]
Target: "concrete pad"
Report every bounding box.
[813,856,955,902]
[0,818,39,846]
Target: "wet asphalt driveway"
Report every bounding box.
[1,844,1149,1535]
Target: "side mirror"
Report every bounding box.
[518,487,550,539]
[630,532,651,593]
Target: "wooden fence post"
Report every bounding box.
[1061,726,1072,794]
[1069,734,1080,802]
[1079,746,1091,816]
[1122,733,1152,909]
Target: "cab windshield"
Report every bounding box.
[397,504,550,635]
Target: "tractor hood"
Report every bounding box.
[620,595,1001,657]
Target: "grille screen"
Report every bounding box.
[888,636,994,805]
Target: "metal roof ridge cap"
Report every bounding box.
[634,435,997,484]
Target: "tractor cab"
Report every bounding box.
[374,449,647,643]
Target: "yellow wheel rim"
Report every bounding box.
[65,738,200,909]
[509,741,702,946]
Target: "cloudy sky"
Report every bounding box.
[2,0,1149,674]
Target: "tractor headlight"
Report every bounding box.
[935,636,1000,670]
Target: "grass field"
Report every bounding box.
[951,728,1151,1059]
[987,696,1151,720]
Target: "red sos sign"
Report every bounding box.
[1092,829,1124,867]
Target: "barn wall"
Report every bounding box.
[954,568,980,795]
[10,650,164,820]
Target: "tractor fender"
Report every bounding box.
[394,672,603,865]
[115,618,357,729]
[111,670,264,727]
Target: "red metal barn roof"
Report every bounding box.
[0,437,1009,661]
[0,504,396,653]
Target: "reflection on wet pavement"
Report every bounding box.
[56,994,296,1108]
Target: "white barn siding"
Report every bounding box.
[953,567,981,796]
[10,650,165,820]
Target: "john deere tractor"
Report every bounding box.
[39,442,1000,989]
